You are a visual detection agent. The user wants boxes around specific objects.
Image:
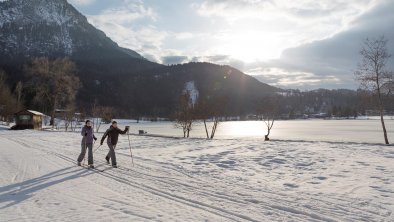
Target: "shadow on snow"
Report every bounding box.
[0,166,93,210]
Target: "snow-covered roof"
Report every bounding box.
[27,110,45,116]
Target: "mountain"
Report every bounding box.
[114,63,280,117]
[0,0,280,117]
[0,0,145,61]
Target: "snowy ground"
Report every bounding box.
[0,128,394,221]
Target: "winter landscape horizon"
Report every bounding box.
[1,0,394,221]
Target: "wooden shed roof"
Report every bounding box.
[15,110,45,116]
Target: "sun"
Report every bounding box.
[216,30,287,62]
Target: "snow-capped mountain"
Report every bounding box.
[0,0,143,60]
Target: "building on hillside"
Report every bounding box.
[12,110,45,130]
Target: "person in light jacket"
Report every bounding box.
[77,120,97,168]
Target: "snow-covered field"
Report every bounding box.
[0,127,394,221]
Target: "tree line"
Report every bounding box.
[0,57,114,131]
[173,91,279,141]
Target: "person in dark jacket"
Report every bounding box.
[100,121,129,168]
[77,120,97,168]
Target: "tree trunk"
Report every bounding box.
[187,122,192,138]
[95,118,101,133]
[265,132,270,141]
[51,98,57,130]
[265,128,270,141]
[379,103,389,145]
[210,120,218,139]
[203,120,209,139]
[378,91,390,145]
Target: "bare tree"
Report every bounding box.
[92,103,114,133]
[174,92,195,138]
[63,104,77,132]
[257,96,279,141]
[0,70,18,123]
[15,81,23,111]
[195,96,226,139]
[25,57,80,130]
[355,36,393,144]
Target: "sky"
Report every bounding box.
[67,0,394,89]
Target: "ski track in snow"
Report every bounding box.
[0,129,393,221]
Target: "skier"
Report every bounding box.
[77,120,97,168]
[100,121,129,168]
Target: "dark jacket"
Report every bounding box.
[101,126,128,145]
[81,126,96,144]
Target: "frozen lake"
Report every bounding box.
[119,119,394,144]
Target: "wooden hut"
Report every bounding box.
[13,110,45,130]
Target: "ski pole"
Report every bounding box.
[93,144,102,153]
[127,128,134,166]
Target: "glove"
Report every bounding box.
[100,142,103,146]
[85,132,88,136]
[125,126,130,131]
[94,137,97,141]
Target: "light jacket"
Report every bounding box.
[81,126,96,144]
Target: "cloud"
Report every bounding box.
[88,0,157,24]
[88,19,169,62]
[162,56,189,65]
[250,68,341,88]
[195,0,373,25]
[256,0,394,89]
[174,32,195,40]
[68,0,96,6]
[186,0,383,89]
[76,0,394,89]
[190,0,393,89]
[86,0,169,62]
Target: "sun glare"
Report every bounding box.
[216,31,287,62]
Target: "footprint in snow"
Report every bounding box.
[356,161,370,166]
[283,183,299,188]
[308,181,321,185]
[376,166,387,171]
[370,186,394,193]
[216,160,236,168]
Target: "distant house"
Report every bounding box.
[12,110,45,130]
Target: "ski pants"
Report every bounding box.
[77,142,93,165]
[105,143,117,166]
